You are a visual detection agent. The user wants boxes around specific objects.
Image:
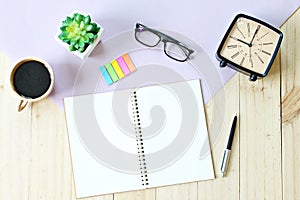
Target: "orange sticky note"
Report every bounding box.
[122,54,136,72]
[111,59,124,79]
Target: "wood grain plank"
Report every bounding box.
[281,8,300,200]
[114,189,155,200]
[197,74,239,200]
[80,192,113,200]
[27,99,73,200]
[0,52,32,200]
[156,183,197,200]
[282,87,300,123]
[239,47,282,199]
[86,196,113,200]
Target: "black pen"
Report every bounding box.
[220,115,237,177]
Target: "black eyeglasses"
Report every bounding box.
[134,23,194,62]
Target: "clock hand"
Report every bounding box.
[249,25,261,46]
[249,47,251,59]
[230,36,250,46]
[249,47,254,68]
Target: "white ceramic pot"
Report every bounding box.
[55,12,104,59]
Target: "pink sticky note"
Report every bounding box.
[116,56,130,76]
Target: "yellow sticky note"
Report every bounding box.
[111,59,124,79]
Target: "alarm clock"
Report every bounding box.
[216,14,283,81]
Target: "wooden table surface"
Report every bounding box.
[0,8,299,200]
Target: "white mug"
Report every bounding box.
[10,57,55,112]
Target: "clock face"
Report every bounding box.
[218,14,283,76]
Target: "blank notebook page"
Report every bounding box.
[64,90,143,198]
[135,80,215,187]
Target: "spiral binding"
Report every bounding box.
[131,90,149,186]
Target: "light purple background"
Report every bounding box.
[0,0,298,108]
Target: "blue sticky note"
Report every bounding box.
[99,66,113,85]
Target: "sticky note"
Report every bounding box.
[99,66,113,85]
[111,59,124,79]
[116,57,130,75]
[105,63,119,82]
[122,54,136,72]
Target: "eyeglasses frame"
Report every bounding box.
[135,23,194,62]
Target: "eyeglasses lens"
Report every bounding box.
[165,42,189,61]
[135,30,160,47]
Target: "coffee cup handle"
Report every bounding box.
[18,100,29,112]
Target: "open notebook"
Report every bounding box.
[64,79,215,198]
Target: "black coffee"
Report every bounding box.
[13,61,51,99]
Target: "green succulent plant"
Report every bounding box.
[58,13,100,53]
